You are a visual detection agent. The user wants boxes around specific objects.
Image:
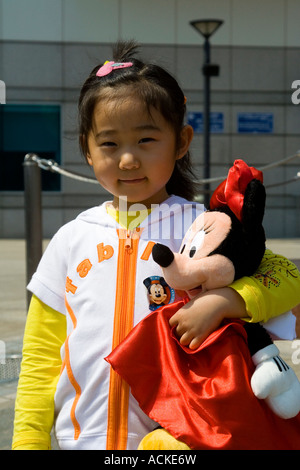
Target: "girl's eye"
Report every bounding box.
[101,141,117,148]
[139,137,155,144]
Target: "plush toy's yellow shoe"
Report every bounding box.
[138,429,191,450]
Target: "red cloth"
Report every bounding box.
[209,159,263,222]
[106,298,300,450]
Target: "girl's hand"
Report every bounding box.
[169,287,248,350]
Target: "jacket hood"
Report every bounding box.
[76,196,203,242]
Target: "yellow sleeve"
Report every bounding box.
[230,249,300,323]
[12,295,66,450]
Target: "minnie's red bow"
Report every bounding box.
[209,159,263,222]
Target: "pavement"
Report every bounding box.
[0,238,299,450]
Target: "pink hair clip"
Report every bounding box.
[96,60,133,77]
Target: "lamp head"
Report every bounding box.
[190,19,223,39]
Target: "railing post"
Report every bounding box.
[23,154,43,309]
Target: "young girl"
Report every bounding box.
[12,41,300,450]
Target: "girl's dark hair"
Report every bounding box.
[78,40,197,200]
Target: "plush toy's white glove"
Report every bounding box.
[251,344,300,419]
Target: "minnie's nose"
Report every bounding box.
[152,243,174,268]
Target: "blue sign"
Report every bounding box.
[237,112,273,134]
[187,112,224,134]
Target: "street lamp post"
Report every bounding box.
[190,19,223,208]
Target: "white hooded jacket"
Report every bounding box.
[27,196,202,450]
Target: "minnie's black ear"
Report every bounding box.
[240,178,266,275]
[242,179,266,231]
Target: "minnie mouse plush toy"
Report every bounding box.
[106,160,300,450]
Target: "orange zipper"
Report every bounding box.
[106,229,140,450]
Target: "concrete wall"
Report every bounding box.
[0,0,300,239]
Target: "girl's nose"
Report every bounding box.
[119,151,140,170]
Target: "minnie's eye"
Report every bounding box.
[189,246,196,258]
[180,244,186,254]
[188,230,205,257]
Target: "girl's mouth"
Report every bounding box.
[119,177,146,184]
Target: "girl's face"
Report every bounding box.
[86,89,193,209]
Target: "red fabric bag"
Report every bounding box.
[106,299,300,450]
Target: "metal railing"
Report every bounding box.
[23,151,300,307]
[0,355,22,383]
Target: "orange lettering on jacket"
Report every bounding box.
[77,259,92,278]
[66,239,156,296]
[66,277,77,294]
[97,243,114,263]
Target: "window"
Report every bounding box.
[0,104,61,191]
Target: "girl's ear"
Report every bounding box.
[86,153,93,166]
[80,134,93,166]
[177,125,194,160]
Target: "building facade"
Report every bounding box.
[0,0,300,238]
